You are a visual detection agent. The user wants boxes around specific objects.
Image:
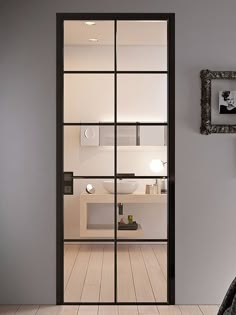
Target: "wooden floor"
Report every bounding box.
[0,245,220,314]
[64,244,167,303]
[0,305,220,315]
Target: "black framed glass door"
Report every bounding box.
[56,13,175,305]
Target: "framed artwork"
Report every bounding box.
[200,69,236,134]
[219,91,236,114]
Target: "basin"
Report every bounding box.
[103,180,138,194]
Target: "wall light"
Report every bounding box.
[85,21,96,26]
[149,159,166,173]
[149,159,167,193]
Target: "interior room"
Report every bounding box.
[1,1,236,315]
[63,19,171,303]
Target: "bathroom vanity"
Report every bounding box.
[79,193,167,238]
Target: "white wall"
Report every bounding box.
[64,46,167,122]
[64,45,167,71]
[1,0,236,305]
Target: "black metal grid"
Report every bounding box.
[64,239,168,242]
[114,19,118,302]
[56,12,175,305]
[63,122,168,125]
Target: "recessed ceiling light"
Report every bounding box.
[89,38,98,42]
[85,21,96,26]
[128,20,166,23]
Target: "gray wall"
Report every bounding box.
[0,0,236,305]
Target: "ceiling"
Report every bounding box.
[64,20,167,46]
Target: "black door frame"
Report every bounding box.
[56,12,175,305]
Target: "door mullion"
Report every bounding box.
[114,19,118,304]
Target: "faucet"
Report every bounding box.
[118,203,123,215]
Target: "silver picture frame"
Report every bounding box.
[200,69,236,134]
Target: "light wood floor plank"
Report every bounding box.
[0,305,20,315]
[57,305,79,314]
[118,245,136,302]
[78,305,98,315]
[152,244,167,280]
[158,305,182,315]
[0,305,220,315]
[199,305,219,315]
[81,245,104,302]
[64,245,80,290]
[16,305,39,314]
[179,305,203,315]
[141,245,167,302]
[100,245,114,302]
[64,245,91,302]
[63,244,168,303]
[36,305,61,315]
[64,244,71,257]
[138,305,159,314]
[129,245,155,302]
[118,305,138,315]
[98,305,118,315]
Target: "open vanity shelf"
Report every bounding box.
[79,193,167,238]
[82,224,143,238]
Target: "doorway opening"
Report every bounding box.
[57,13,175,305]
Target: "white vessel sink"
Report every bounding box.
[103,180,138,194]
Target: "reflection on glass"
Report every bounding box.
[64,74,114,123]
[64,126,114,176]
[64,20,114,71]
[117,21,167,71]
[117,74,167,122]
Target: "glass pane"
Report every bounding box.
[117,243,167,302]
[116,178,167,240]
[117,74,167,122]
[117,21,167,71]
[100,126,136,146]
[64,74,114,123]
[64,126,114,176]
[64,179,115,240]
[117,125,167,176]
[64,20,114,71]
[64,177,115,302]
[64,244,114,302]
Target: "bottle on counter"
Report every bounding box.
[160,178,167,194]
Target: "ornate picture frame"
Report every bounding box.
[200,69,236,134]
